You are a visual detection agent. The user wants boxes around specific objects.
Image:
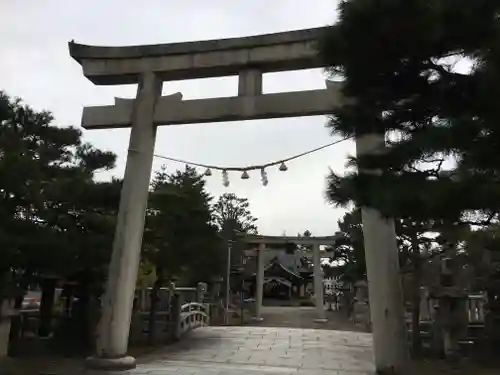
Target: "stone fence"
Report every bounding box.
[0,282,210,358]
[351,291,488,331]
[419,292,487,324]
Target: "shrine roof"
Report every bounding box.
[265,262,303,279]
[245,260,303,281]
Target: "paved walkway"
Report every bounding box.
[104,326,375,374]
[253,305,368,332]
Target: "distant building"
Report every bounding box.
[242,243,314,299]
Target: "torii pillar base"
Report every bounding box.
[85,355,136,371]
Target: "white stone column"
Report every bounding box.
[252,243,265,322]
[313,243,327,323]
[356,132,409,373]
[86,72,162,371]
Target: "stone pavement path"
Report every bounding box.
[97,326,375,375]
[253,305,368,332]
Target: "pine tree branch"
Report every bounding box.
[460,211,498,227]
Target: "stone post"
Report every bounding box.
[170,293,182,341]
[197,282,207,303]
[86,72,162,371]
[313,243,327,323]
[478,296,486,322]
[252,243,265,322]
[38,277,57,337]
[420,288,431,321]
[238,69,262,96]
[356,132,409,373]
[0,299,14,358]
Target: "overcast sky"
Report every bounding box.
[1,0,355,236]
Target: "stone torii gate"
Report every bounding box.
[243,234,339,323]
[69,27,408,372]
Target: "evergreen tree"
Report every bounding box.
[319,0,500,224]
[328,206,468,353]
[327,209,366,284]
[145,165,223,284]
[0,91,118,295]
[213,193,258,236]
[213,193,258,268]
[0,92,121,348]
[320,4,500,358]
[143,165,222,343]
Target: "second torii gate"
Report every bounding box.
[243,234,340,323]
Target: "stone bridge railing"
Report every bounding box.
[130,282,209,344]
[174,302,209,339]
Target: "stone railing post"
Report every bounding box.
[479,297,486,322]
[170,293,182,341]
[196,282,207,303]
[467,298,473,323]
[0,299,15,358]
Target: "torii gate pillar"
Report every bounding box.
[312,243,327,323]
[86,72,162,370]
[252,243,265,322]
[356,133,409,373]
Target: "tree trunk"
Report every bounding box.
[410,231,422,356]
[147,267,163,345]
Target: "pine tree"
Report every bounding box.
[212,193,258,269]
[143,165,223,343]
[0,92,121,347]
[319,0,500,224]
[327,209,366,283]
[0,91,119,292]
